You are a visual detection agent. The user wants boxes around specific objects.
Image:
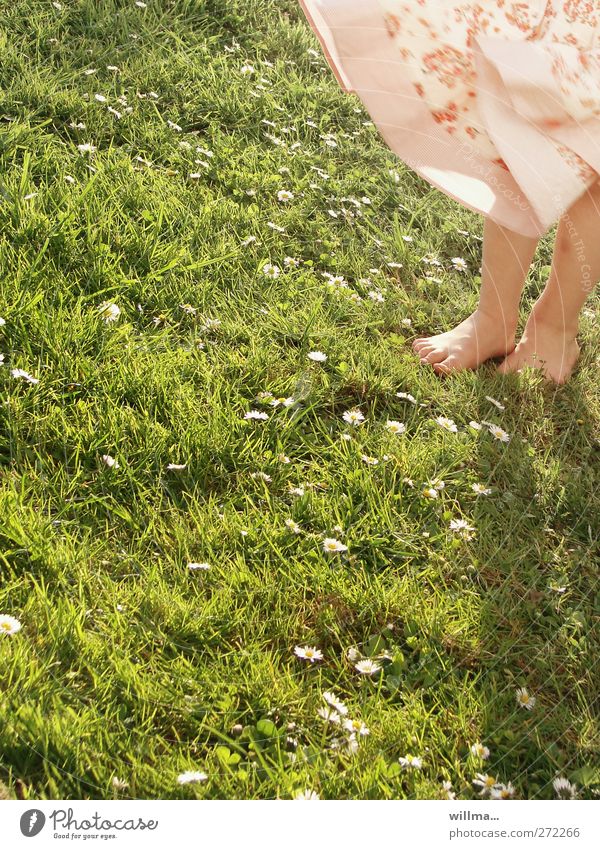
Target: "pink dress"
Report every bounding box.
[298,0,600,236]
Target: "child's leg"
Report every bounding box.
[413,219,539,375]
[498,178,600,384]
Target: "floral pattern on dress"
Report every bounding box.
[378,0,599,185]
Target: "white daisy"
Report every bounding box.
[177,771,208,785]
[488,424,510,443]
[240,64,255,76]
[101,454,119,469]
[553,777,577,799]
[342,409,364,426]
[343,718,369,736]
[469,420,482,431]
[449,518,476,538]
[491,782,516,799]
[0,615,22,635]
[262,263,280,279]
[11,368,39,384]
[277,189,294,202]
[473,774,500,796]
[442,780,456,799]
[317,707,341,724]
[516,687,536,710]
[284,519,300,534]
[307,351,327,362]
[451,257,468,271]
[294,645,323,663]
[422,487,439,500]
[470,742,490,760]
[471,483,492,495]
[435,416,458,433]
[98,301,121,322]
[244,410,269,421]
[187,562,210,571]
[396,392,417,404]
[77,142,96,154]
[360,454,378,466]
[294,789,320,800]
[323,691,348,716]
[111,777,129,790]
[354,659,381,676]
[166,463,187,471]
[322,538,348,553]
[398,754,422,770]
[485,395,506,411]
[386,420,406,435]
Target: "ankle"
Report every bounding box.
[527,303,579,338]
[474,306,518,337]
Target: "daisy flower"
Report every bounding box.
[187,562,210,571]
[516,687,536,710]
[285,519,300,534]
[77,142,96,154]
[262,263,280,279]
[488,424,510,443]
[317,707,341,724]
[111,777,129,790]
[442,780,456,799]
[469,420,482,431]
[386,420,406,435]
[167,463,187,471]
[177,771,208,785]
[396,391,417,404]
[244,410,269,421]
[422,487,439,499]
[101,454,119,469]
[354,659,381,676]
[277,189,294,202]
[485,395,505,411]
[240,64,255,76]
[360,454,378,466]
[473,774,500,796]
[343,718,369,736]
[491,782,516,799]
[0,615,22,635]
[471,483,492,495]
[449,518,476,539]
[342,409,365,426]
[398,754,422,770]
[11,368,39,384]
[435,416,458,433]
[98,301,121,322]
[322,537,348,553]
[294,645,323,663]
[346,646,361,662]
[451,257,468,271]
[470,742,490,760]
[294,790,320,800]
[307,351,327,362]
[323,691,348,716]
[553,777,577,799]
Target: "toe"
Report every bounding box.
[412,338,430,352]
[433,354,462,375]
[420,348,447,365]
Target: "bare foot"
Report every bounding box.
[412,309,517,375]
[497,316,580,384]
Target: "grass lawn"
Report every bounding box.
[0,0,599,801]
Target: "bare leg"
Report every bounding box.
[413,219,539,374]
[498,178,600,384]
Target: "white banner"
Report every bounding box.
[0,800,598,848]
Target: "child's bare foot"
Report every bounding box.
[497,315,580,384]
[412,309,517,375]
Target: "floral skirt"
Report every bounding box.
[298,0,600,236]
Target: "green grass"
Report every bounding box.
[0,0,599,801]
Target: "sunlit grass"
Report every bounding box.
[0,0,598,801]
